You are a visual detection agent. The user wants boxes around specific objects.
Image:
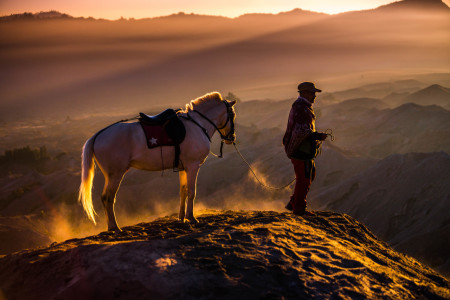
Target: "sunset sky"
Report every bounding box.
[1,0,450,19]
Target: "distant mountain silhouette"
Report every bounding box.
[319,101,450,157]
[322,98,388,113]
[0,11,77,21]
[382,92,411,106]
[380,84,450,109]
[236,8,328,21]
[0,211,448,299]
[330,80,426,101]
[404,84,450,108]
[2,0,448,22]
[376,0,450,12]
[1,9,327,22]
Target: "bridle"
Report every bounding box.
[189,100,236,143]
[181,100,236,157]
[214,100,236,143]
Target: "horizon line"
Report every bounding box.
[0,8,347,21]
[1,0,449,21]
[0,2,416,21]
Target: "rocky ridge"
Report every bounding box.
[0,210,448,299]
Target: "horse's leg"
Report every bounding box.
[178,170,188,221]
[101,172,125,231]
[185,164,200,223]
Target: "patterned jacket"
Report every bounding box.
[283,97,316,159]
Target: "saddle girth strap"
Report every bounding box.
[173,144,181,172]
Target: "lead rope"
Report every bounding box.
[325,129,335,141]
[232,143,296,190]
[228,129,335,190]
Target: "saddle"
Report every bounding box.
[139,109,186,171]
[139,109,177,125]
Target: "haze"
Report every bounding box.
[2,0,450,18]
[1,0,449,118]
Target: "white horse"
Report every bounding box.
[78,92,236,231]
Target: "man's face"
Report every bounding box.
[301,90,317,103]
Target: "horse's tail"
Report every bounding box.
[78,135,97,224]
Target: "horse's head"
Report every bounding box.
[218,99,237,144]
[186,91,237,144]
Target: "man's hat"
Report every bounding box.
[297,82,322,93]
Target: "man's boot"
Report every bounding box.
[285,201,293,211]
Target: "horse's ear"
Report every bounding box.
[228,99,237,106]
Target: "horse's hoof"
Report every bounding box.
[187,217,199,224]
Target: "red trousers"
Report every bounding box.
[289,159,315,214]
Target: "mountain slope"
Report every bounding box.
[0,210,448,299]
[319,102,450,157]
[311,152,450,276]
[376,0,450,12]
[328,80,426,101]
[404,84,450,109]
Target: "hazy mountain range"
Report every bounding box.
[312,151,450,275]
[0,0,449,120]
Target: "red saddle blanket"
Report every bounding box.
[140,123,177,148]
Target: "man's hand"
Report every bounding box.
[312,132,328,141]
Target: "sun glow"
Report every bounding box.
[1,0,450,20]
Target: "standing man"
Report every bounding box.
[283,82,327,216]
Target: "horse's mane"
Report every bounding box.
[183,92,223,113]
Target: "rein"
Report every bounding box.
[231,129,336,191]
[232,143,296,190]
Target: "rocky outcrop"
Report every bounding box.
[0,210,448,299]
